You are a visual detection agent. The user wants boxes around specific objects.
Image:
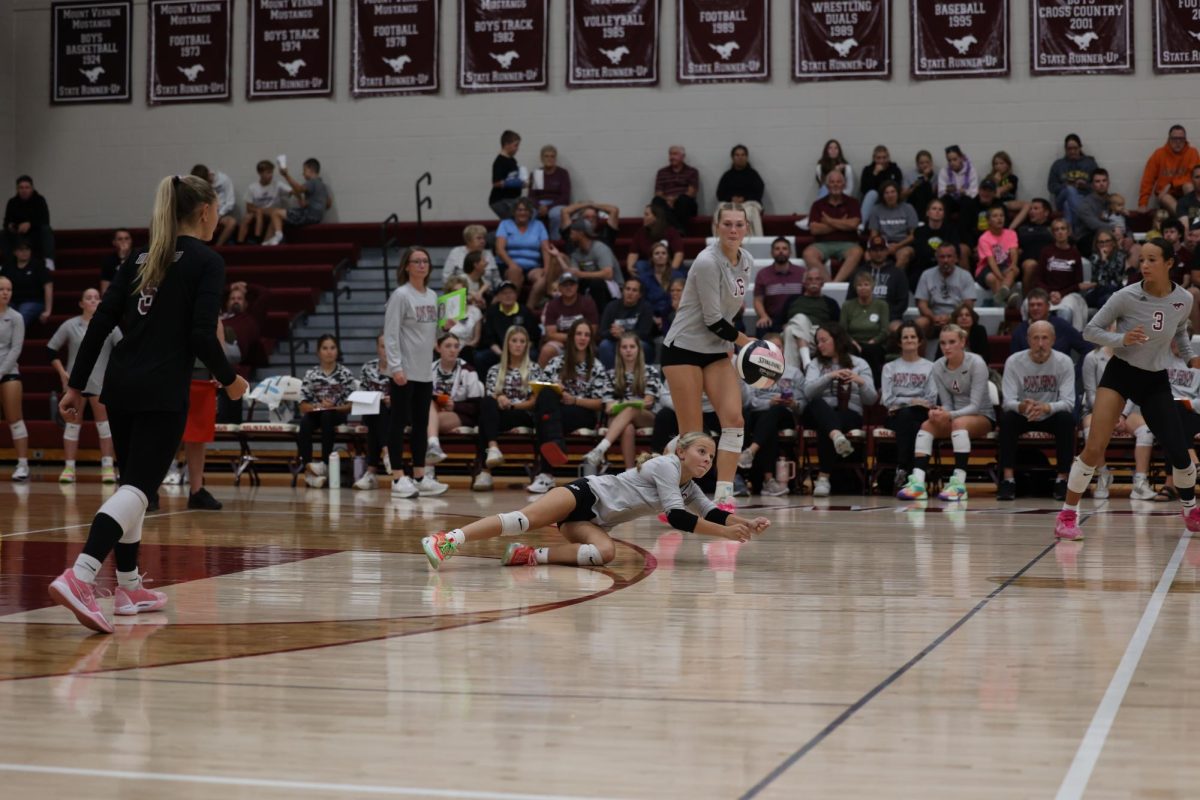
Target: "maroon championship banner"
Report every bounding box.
[567,0,659,88]
[458,0,548,93]
[1030,0,1132,76]
[910,0,1009,80]
[247,0,334,100]
[352,0,439,97]
[793,0,890,82]
[1154,0,1200,74]
[51,1,132,104]
[676,0,769,83]
[148,1,232,104]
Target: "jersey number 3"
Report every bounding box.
[1152,311,1164,332]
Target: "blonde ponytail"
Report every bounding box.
[138,174,215,293]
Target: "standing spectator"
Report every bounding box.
[653,145,700,232]
[529,144,571,240]
[1047,133,1098,228]
[814,139,855,199]
[641,241,685,320]
[736,331,801,496]
[909,198,960,289]
[1009,288,1091,359]
[1138,125,1200,214]
[489,130,524,219]
[597,277,654,368]
[903,150,938,221]
[987,151,1031,228]
[802,322,877,497]
[627,204,684,279]
[840,271,889,382]
[496,198,550,305]
[538,272,598,365]
[801,170,864,282]
[937,145,978,213]
[865,181,917,273]
[3,175,54,265]
[914,244,976,343]
[237,160,289,245]
[173,318,239,510]
[99,228,135,294]
[477,280,539,373]
[882,322,937,493]
[443,226,500,304]
[0,276,28,480]
[424,332,485,469]
[716,144,765,235]
[1,238,52,327]
[548,218,620,309]
[1075,168,1115,256]
[473,326,550,492]
[859,145,903,226]
[846,234,908,333]
[352,335,392,491]
[1016,198,1055,290]
[297,335,356,489]
[783,265,841,368]
[1030,218,1090,330]
[754,237,805,334]
[190,165,237,246]
[559,200,622,252]
[974,206,1020,306]
[586,334,660,472]
[996,321,1077,501]
[266,158,329,244]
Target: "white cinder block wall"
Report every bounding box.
[9,0,1198,229]
[0,2,15,186]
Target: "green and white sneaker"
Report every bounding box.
[896,475,927,500]
[938,476,968,501]
[421,532,458,570]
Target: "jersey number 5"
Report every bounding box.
[1152,311,1164,332]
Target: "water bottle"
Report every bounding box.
[328,450,341,489]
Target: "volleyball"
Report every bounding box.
[736,340,785,389]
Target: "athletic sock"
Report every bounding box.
[65,459,76,468]
[72,553,102,584]
[446,528,467,545]
[1062,502,1079,514]
[101,456,114,467]
[533,547,550,564]
[952,468,967,483]
[428,436,440,448]
[17,458,27,468]
[911,467,926,484]
[116,569,142,590]
[595,439,611,453]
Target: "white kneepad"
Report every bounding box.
[718,427,744,454]
[8,420,27,440]
[1134,425,1154,448]
[97,485,148,542]
[1174,462,1197,490]
[498,511,529,535]
[96,420,111,439]
[576,543,604,566]
[63,423,82,442]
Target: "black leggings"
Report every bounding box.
[389,380,433,472]
[297,410,347,466]
[1163,405,1200,474]
[885,406,930,472]
[802,399,862,473]
[743,406,797,479]
[998,410,1075,472]
[362,408,391,470]
[1131,388,1193,472]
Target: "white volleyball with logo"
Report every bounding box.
[736,340,785,389]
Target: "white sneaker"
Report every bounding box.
[391,476,418,498]
[304,474,327,489]
[485,446,505,468]
[762,476,789,496]
[307,462,327,478]
[795,217,811,231]
[417,474,449,496]
[263,231,284,246]
[1093,467,1112,499]
[353,472,378,491]
[737,447,755,470]
[833,433,854,458]
[426,442,447,465]
[162,465,182,486]
[1130,474,1156,500]
[812,475,831,497]
[527,473,556,494]
[472,471,494,491]
[11,463,29,482]
[583,447,606,467]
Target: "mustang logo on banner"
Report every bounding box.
[677,0,769,84]
[568,0,659,88]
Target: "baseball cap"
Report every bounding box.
[979,178,998,191]
[497,280,518,292]
[558,272,578,284]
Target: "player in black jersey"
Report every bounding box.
[48,174,250,633]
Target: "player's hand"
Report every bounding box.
[722,523,753,542]
[1123,325,1148,346]
[1189,357,1200,370]
[750,516,771,533]
[225,375,250,401]
[392,369,407,386]
[756,315,773,330]
[59,387,86,421]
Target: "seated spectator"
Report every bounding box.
[1047,134,1098,229]
[802,322,877,497]
[996,320,1077,500]
[1,238,52,327]
[882,322,937,493]
[0,276,29,480]
[352,335,392,491]
[987,151,1030,229]
[936,145,978,213]
[958,178,1006,251]
[653,145,700,232]
[474,326,558,494]
[529,144,571,240]
[627,203,684,279]
[909,198,961,289]
[423,331,485,471]
[1086,231,1131,309]
[716,144,765,235]
[238,160,289,245]
[489,129,525,219]
[1017,198,1055,289]
[548,218,620,308]
[753,238,805,336]
[598,277,654,368]
[737,331,801,496]
[1178,166,1200,225]
[268,158,329,243]
[99,228,135,294]
[914,243,976,343]
[298,334,356,488]
[477,279,539,373]
[1107,193,1129,241]
[801,170,863,282]
[948,302,989,358]
[859,145,903,226]
[1138,125,1200,214]
[783,265,841,368]
[3,175,54,265]
[866,181,917,272]
[584,333,661,471]
[47,287,119,484]
[660,276,686,338]
[814,139,854,199]
[191,164,237,246]
[903,149,937,221]
[840,271,888,382]
[650,380,719,456]
[454,251,498,311]
[897,324,994,501]
[974,206,1020,305]
[1030,218,1090,330]
[1151,340,1200,501]
[542,319,611,431]
[444,226,499,305]
[496,198,550,305]
[220,281,268,372]
[559,200,621,252]
[440,275,483,363]
[847,234,908,333]
[1075,168,1114,256]
[641,241,685,321]
[1080,342,1152,500]
[538,271,598,365]
[1009,288,1091,359]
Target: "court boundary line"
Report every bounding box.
[0,762,623,800]
[1,510,195,539]
[738,539,1058,799]
[1054,528,1193,799]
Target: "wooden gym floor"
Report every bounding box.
[1,476,1198,799]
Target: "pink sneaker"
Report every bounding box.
[1054,510,1084,541]
[113,575,168,616]
[501,542,539,567]
[1183,506,1200,533]
[48,569,114,633]
[717,499,737,513]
